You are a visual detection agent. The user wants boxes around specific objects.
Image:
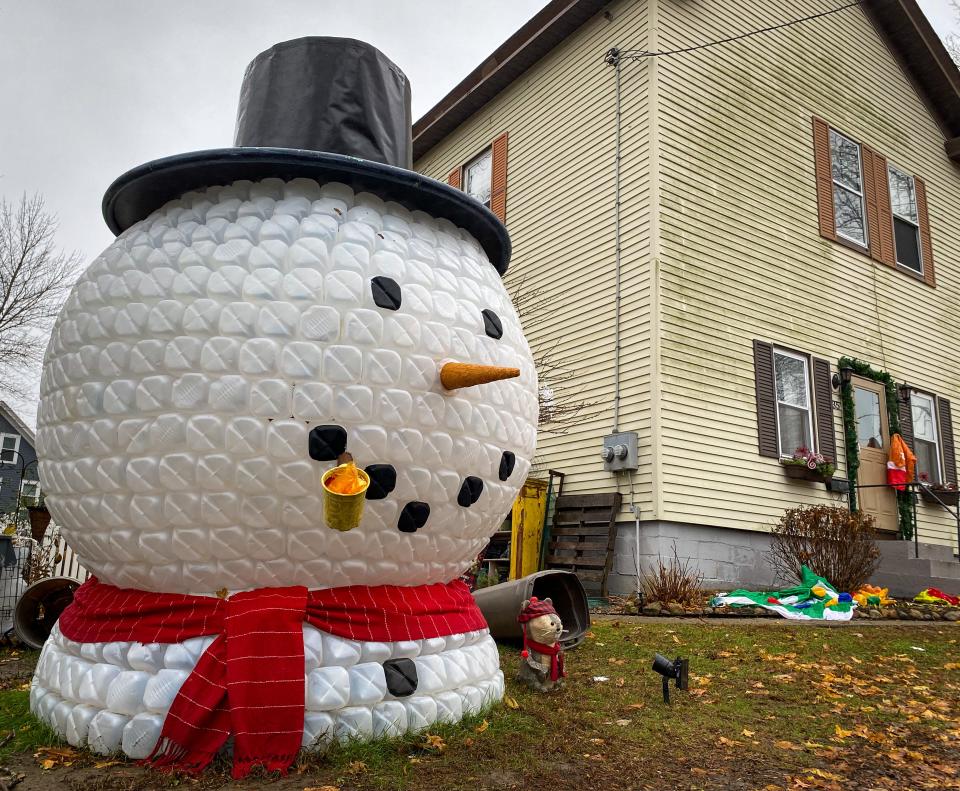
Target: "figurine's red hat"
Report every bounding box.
[517,596,558,623]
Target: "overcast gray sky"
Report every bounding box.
[1,0,958,427]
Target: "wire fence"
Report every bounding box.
[0,537,31,638]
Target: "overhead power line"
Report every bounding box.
[612,0,863,61]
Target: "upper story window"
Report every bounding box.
[888,164,922,275]
[911,392,941,483]
[774,349,814,457]
[1,433,20,464]
[446,132,509,223]
[464,149,492,208]
[830,130,867,247]
[813,117,935,287]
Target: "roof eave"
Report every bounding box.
[412,0,611,160]
[413,0,960,164]
[0,401,36,448]
[863,0,960,140]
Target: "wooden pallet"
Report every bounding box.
[545,492,622,598]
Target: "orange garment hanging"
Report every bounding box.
[887,433,916,491]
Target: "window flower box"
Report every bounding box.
[919,486,960,507]
[781,447,835,485]
[782,464,832,483]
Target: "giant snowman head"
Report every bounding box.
[34,39,538,595]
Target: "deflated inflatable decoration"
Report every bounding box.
[30,37,537,777]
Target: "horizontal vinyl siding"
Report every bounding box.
[416,0,653,515]
[656,0,960,549]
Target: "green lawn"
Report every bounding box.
[1,620,958,790]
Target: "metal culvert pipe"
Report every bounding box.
[472,569,590,649]
[14,576,80,649]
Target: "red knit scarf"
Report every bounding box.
[57,578,487,778]
[523,636,565,682]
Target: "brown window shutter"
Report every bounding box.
[811,358,837,461]
[871,151,896,267]
[898,386,914,450]
[490,132,508,223]
[753,340,780,458]
[447,167,461,189]
[938,397,956,485]
[914,176,936,287]
[812,118,836,241]
[861,145,881,261]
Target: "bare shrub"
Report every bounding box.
[768,505,880,593]
[641,545,703,605]
[26,524,63,584]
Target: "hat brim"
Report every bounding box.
[101,148,511,275]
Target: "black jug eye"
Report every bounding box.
[308,425,347,461]
[498,451,516,481]
[365,464,397,500]
[398,501,430,532]
[371,276,402,310]
[457,476,484,507]
[481,309,503,339]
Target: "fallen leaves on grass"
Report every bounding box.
[475,719,489,733]
[303,786,340,791]
[422,734,446,753]
[503,694,520,709]
[34,746,78,770]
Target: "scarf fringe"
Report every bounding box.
[231,753,297,779]
[143,737,216,775]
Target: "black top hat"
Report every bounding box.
[102,37,510,274]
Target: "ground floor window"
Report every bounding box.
[774,349,813,457]
[911,392,941,483]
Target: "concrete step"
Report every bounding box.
[871,540,960,596]
[877,540,956,563]
[871,570,960,599]
[929,559,960,578]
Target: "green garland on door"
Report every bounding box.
[837,357,915,539]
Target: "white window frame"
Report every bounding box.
[911,391,941,484]
[0,433,20,464]
[20,479,40,505]
[463,148,492,208]
[773,348,816,458]
[829,130,869,249]
[887,162,924,276]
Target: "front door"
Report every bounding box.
[852,376,898,532]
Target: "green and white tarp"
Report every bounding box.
[711,566,856,621]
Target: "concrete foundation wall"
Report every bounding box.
[608,521,781,596]
[606,520,960,598]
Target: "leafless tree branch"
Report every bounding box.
[508,274,600,434]
[0,193,81,400]
[947,1,960,66]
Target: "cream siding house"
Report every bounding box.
[414,0,960,595]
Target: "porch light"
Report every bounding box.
[833,363,854,390]
[898,383,912,405]
[652,653,689,704]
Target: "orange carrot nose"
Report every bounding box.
[440,362,520,390]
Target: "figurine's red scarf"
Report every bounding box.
[57,578,487,779]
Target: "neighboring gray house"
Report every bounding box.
[0,401,39,520]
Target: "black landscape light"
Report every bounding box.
[652,653,689,704]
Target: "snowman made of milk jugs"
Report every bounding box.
[30,37,537,757]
